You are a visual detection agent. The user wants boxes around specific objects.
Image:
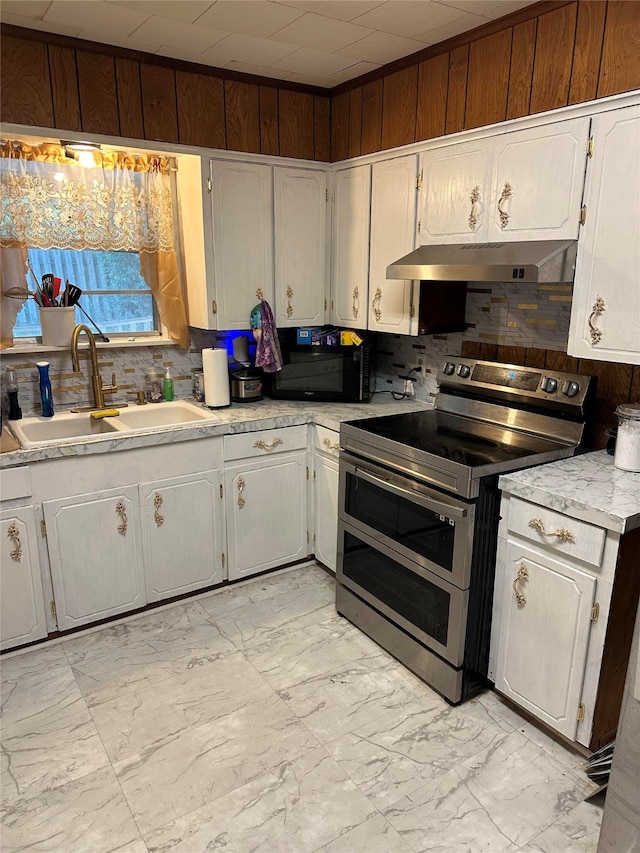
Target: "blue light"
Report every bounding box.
[508,370,516,379]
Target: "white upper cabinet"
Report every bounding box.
[368,155,418,335]
[331,165,371,330]
[418,117,590,244]
[274,167,327,327]
[419,140,491,243]
[487,118,590,241]
[568,104,640,364]
[209,160,274,330]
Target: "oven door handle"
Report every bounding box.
[353,465,468,520]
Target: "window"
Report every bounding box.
[14,248,158,339]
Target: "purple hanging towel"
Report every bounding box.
[252,299,283,373]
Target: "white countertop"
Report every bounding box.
[0,395,431,467]
[499,450,640,534]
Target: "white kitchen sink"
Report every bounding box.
[8,401,219,449]
[114,400,218,429]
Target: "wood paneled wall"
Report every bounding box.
[0,28,330,162]
[331,0,640,159]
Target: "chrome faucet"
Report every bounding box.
[70,324,117,410]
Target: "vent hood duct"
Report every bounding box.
[386,240,577,284]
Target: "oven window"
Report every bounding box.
[344,472,456,573]
[342,531,450,646]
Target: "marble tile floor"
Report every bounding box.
[1,562,603,853]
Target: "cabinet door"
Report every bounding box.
[369,155,417,335]
[331,166,371,329]
[1,506,47,650]
[225,453,308,581]
[568,105,640,364]
[487,118,590,241]
[274,167,327,327]
[495,540,596,740]
[140,470,224,602]
[314,453,339,573]
[44,486,145,631]
[210,160,274,329]
[418,140,491,243]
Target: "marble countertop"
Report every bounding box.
[0,395,431,468]
[499,450,640,534]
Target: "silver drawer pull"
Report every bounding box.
[7,523,22,562]
[254,437,283,450]
[529,517,575,544]
[512,562,528,607]
[154,492,164,527]
[323,438,340,451]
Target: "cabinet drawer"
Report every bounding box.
[224,425,307,461]
[315,425,340,458]
[507,496,606,568]
[1,467,32,502]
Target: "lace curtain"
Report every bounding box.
[0,141,190,348]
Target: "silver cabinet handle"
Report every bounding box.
[498,181,512,229]
[588,296,605,346]
[468,185,480,231]
[7,523,22,562]
[529,517,575,543]
[154,492,164,527]
[237,476,245,509]
[254,437,283,450]
[115,500,128,536]
[286,286,294,319]
[512,562,528,607]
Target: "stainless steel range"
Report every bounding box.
[336,357,596,704]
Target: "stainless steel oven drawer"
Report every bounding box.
[337,520,469,668]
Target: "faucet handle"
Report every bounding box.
[102,372,118,395]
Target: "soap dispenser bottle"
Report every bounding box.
[163,368,174,402]
[146,368,163,403]
[6,370,22,420]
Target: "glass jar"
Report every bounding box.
[614,403,640,472]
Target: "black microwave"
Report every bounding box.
[266,344,372,403]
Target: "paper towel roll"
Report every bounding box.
[202,348,230,408]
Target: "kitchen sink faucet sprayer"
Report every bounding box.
[70,324,118,410]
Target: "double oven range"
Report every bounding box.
[337,357,596,704]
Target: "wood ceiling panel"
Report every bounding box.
[0,35,54,127]
[225,80,260,154]
[141,64,179,144]
[416,53,448,142]
[49,45,81,132]
[465,29,512,130]
[506,18,537,120]
[381,66,418,150]
[529,3,577,113]
[177,71,225,149]
[77,51,119,136]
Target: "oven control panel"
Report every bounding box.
[438,357,596,412]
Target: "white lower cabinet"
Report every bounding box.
[43,486,146,631]
[491,492,639,750]
[224,426,309,581]
[313,425,340,573]
[1,505,48,650]
[494,539,596,740]
[140,470,224,602]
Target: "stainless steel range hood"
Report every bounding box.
[386,240,577,283]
